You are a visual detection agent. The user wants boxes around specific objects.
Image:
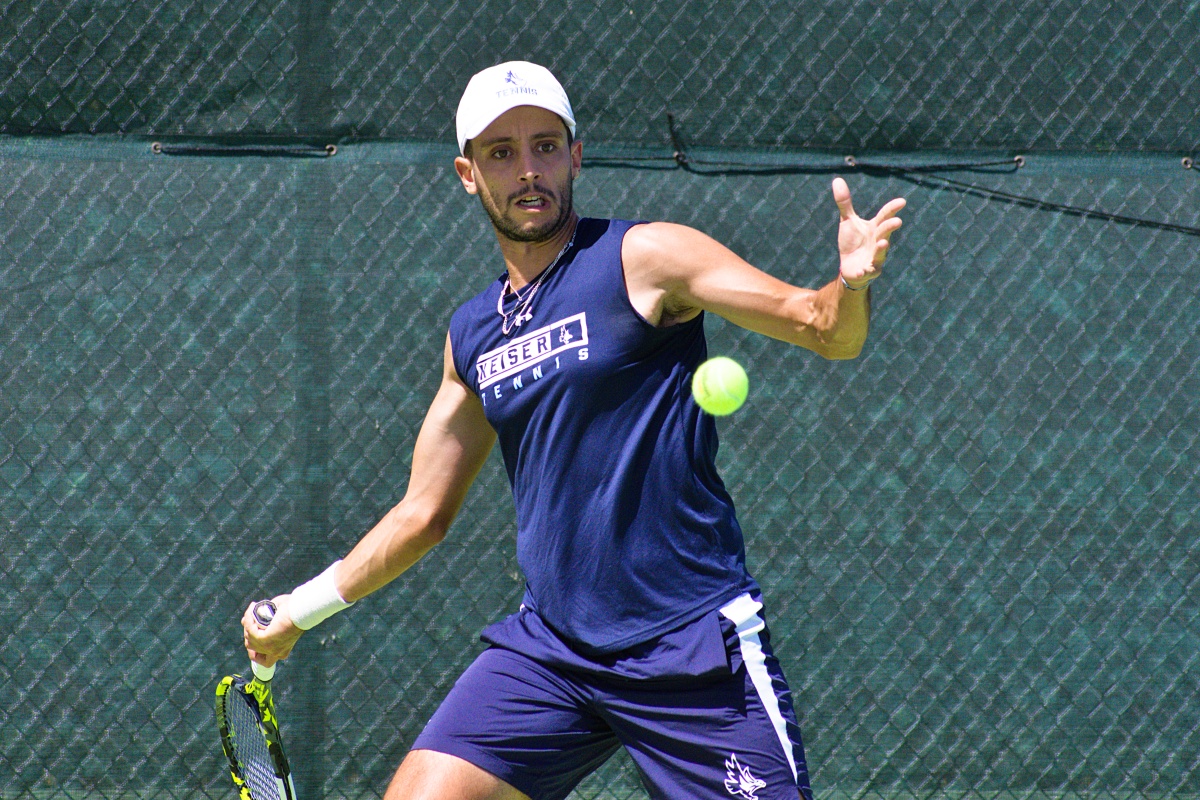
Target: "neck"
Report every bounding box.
[499,213,580,291]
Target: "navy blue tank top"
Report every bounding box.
[449,218,755,653]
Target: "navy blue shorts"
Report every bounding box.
[412,594,811,800]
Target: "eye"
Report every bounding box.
[537,141,558,154]
[490,147,512,160]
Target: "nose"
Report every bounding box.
[517,146,541,182]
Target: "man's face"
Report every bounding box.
[455,106,582,244]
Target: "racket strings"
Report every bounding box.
[224,690,284,799]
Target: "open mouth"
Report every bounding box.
[514,194,549,210]
[510,185,556,211]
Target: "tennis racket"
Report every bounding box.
[215,600,297,800]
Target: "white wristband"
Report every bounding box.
[289,561,354,630]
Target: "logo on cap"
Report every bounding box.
[499,69,538,98]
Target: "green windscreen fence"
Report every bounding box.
[4,1,1199,150]
[2,2,1199,800]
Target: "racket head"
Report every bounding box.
[216,598,294,800]
[216,673,295,800]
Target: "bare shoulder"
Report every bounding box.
[622,221,748,321]
[418,332,494,456]
[623,220,691,253]
[620,222,714,325]
[622,221,734,282]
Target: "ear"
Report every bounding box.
[454,155,479,195]
[570,139,583,180]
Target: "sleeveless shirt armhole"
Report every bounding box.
[447,275,506,392]
[445,329,470,389]
[616,220,705,333]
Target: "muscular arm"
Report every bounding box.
[622,178,904,360]
[245,333,495,662]
[335,335,496,602]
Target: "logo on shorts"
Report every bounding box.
[725,754,766,800]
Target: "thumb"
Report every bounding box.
[832,177,856,221]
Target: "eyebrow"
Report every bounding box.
[476,129,568,148]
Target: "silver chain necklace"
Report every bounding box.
[497,225,578,336]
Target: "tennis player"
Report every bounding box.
[243,61,904,800]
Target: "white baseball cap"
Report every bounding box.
[455,61,576,155]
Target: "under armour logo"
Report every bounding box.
[725,754,766,800]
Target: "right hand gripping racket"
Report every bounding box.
[215,600,297,800]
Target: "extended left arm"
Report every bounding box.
[622,178,904,359]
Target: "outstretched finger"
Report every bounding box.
[872,197,907,223]
[876,216,903,241]
[832,177,856,221]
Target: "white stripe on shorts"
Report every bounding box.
[719,593,798,780]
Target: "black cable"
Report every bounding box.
[151,141,336,158]
[581,155,679,172]
[878,167,1200,238]
[580,117,1200,239]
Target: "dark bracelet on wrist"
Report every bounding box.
[841,276,870,291]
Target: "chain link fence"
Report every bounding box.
[3,1,1199,151]
[3,1,1200,799]
[3,143,1198,799]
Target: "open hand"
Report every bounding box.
[833,177,905,289]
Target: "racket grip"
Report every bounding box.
[250,659,276,682]
[250,599,278,681]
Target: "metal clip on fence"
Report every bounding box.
[667,113,689,168]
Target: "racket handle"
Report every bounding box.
[250,599,278,681]
[250,659,276,682]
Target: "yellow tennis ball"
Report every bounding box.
[692,357,748,416]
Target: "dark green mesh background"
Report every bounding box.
[3,1,1199,151]
[2,1,1200,799]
